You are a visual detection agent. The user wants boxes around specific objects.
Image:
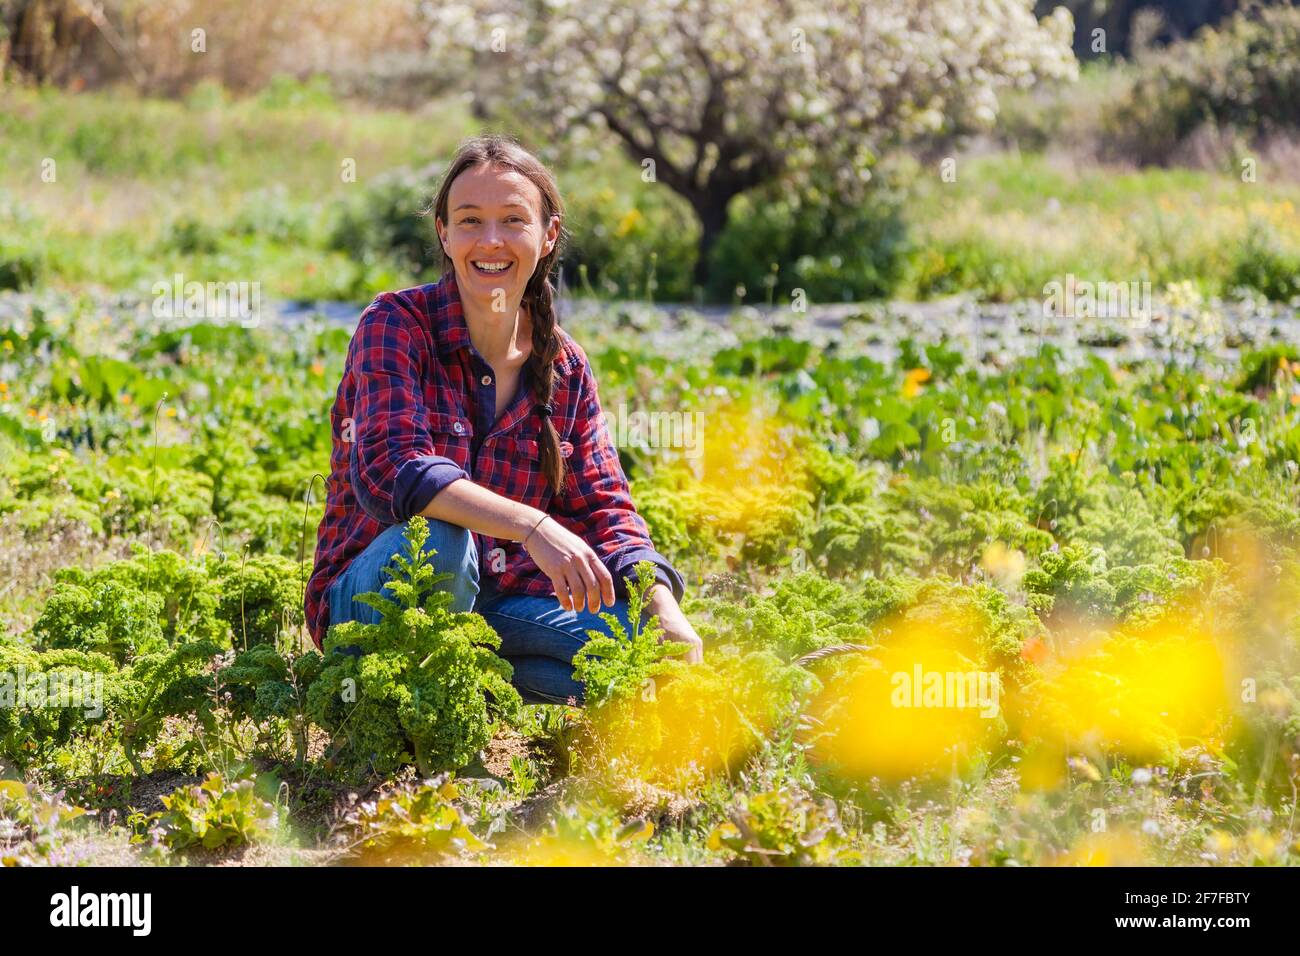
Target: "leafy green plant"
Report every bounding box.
[306,516,522,778]
[0,780,94,866]
[340,774,485,864]
[213,555,305,650]
[49,547,226,646]
[221,643,323,763]
[571,560,687,710]
[0,645,115,771]
[31,580,165,666]
[151,772,277,851]
[707,787,861,866]
[695,571,902,662]
[105,639,226,775]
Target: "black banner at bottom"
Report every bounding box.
[0,865,1283,941]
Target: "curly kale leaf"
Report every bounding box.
[306,516,521,778]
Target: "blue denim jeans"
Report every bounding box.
[326,519,641,705]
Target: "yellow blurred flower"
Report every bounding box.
[614,207,644,238]
[902,367,931,398]
[1014,610,1229,765]
[980,541,1026,587]
[810,600,999,781]
[1056,829,1146,866]
[1246,829,1278,861]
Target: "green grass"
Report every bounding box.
[3,86,1300,305]
[0,85,476,299]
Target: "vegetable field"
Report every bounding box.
[4,286,1300,866]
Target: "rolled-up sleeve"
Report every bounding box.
[347,296,469,524]
[550,356,686,603]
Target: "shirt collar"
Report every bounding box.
[433,270,473,360]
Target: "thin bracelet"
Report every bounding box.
[521,512,549,546]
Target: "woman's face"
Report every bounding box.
[437,163,558,314]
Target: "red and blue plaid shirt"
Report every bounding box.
[304,271,684,649]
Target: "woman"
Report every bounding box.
[305,134,703,705]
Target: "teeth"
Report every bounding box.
[474,261,511,272]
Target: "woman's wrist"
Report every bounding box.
[521,511,550,546]
[514,506,549,544]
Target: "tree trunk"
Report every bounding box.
[691,194,732,300]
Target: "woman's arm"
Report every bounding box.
[418,478,616,615]
[420,478,701,663]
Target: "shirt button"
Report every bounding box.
[481,375,493,386]
[453,421,465,434]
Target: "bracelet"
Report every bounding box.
[521,512,550,546]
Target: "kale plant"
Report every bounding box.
[306,516,522,778]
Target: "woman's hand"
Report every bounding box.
[521,514,616,614]
[646,584,704,664]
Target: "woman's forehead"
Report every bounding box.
[450,164,540,208]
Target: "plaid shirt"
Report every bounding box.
[304,271,684,649]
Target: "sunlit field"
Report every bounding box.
[3,0,1300,880]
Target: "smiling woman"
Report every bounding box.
[306,134,703,705]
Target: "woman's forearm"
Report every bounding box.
[417,477,545,542]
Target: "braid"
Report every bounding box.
[526,272,564,493]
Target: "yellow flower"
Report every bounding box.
[980,541,1026,586]
[1246,829,1278,861]
[902,367,931,398]
[1209,829,1235,858]
[614,207,644,238]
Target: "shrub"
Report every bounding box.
[560,181,698,301]
[707,175,910,304]
[31,580,165,666]
[1227,221,1300,301]
[212,555,305,650]
[0,240,45,291]
[1105,6,1300,165]
[328,163,441,278]
[306,516,522,778]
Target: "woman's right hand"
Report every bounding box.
[521,514,616,614]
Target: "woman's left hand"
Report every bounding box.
[646,584,704,664]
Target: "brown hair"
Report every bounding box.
[429,134,569,493]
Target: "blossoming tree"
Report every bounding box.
[424,0,1078,288]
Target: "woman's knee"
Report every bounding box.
[364,518,478,613]
[405,518,478,611]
